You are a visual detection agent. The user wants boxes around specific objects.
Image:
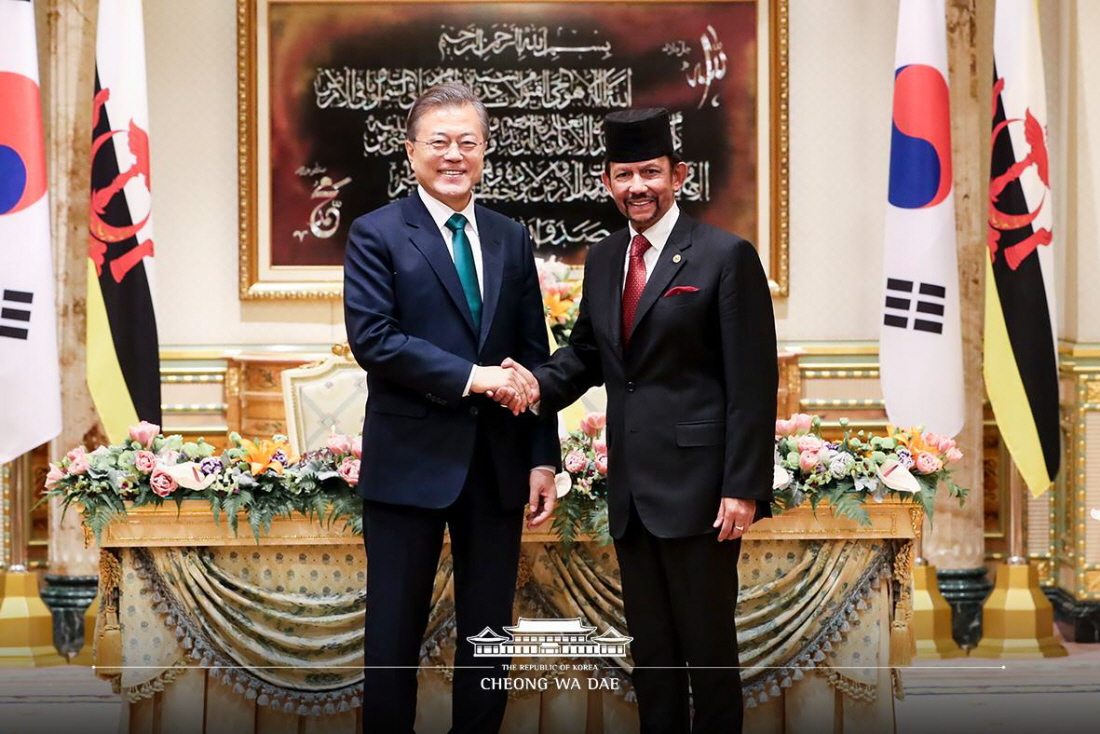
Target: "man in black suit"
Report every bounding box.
[343,83,559,733]
[505,108,777,733]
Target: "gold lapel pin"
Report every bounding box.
[672,253,682,263]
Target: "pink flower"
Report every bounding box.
[351,436,362,459]
[594,454,608,475]
[45,463,65,490]
[128,421,161,449]
[149,465,179,498]
[796,435,822,454]
[579,413,606,438]
[922,432,956,453]
[775,419,794,437]
[564,450,587,473]
[792,413,814,434]
[945,447,963,464]
[338,457,360,485]
[915,452,943,474]
[799,451,820,472]
[66,447,89,475]
[327,433,351,455]
[592,438,607,457]
[134,450,157,474]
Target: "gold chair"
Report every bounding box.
[280,344,368,455]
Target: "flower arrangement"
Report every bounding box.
[550,411,968,544]
[536,257,583,347]
[45,413,966,547]
[771,414,967,524]
[43,421,363,543]
[552,412,612,554]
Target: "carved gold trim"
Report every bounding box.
[97,499,921,548]
[800,369,880,379]
[768,0,790,297]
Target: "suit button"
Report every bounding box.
[470,406,480,416]
[626,381,636,392]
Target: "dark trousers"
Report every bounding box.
[615,501,743,734]
[362,431,523,734]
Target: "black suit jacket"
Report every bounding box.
[535,214,778,538]
[343,194,560,510]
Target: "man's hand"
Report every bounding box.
[500,358,540,406]
[714,498,756,541]
[527,469,557,529]
[471,365,529,415]
[482,359,541,415]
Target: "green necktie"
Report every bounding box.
[445,212,482,332]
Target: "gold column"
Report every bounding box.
[40,0,102,579]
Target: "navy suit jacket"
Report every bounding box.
[344,193,561,510]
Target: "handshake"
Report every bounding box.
[470,358,541,415]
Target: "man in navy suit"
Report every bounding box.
[343,83,560,733]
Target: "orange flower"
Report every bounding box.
[239,437,296,475]
[545,292,573,322]
[888,425,932,455]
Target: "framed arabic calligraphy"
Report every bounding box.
[238,0,789,299]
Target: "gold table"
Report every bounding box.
[94,500,920,734]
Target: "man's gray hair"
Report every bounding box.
[405,82,490,141]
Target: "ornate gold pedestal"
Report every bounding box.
[971,562,1067,658]
[912,563,964,658]
[0,569,67,667]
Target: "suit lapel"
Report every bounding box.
[627,215,694,342]
[605,230,630,359]
[402,195,477,338]
[475,206,503,351]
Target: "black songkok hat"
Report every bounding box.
[603,108,675,163]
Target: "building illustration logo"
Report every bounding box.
[467,617,632,658]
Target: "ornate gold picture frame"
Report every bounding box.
[238,0,789,299]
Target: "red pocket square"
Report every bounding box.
[663,286,700,297]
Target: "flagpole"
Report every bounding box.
[1006,463,1026,565]
[0,454,66,666]
[972,463,1065,657]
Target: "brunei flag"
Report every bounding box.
[985,0,1059,497]
[87,0,161,441]
[0,0,62,463]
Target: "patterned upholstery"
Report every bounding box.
[281,345,368,454]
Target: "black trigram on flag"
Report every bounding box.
[882,278,946,334]
[0,289,33,340]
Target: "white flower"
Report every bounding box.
[1091,508,1100,522]
[554,472,573,498]
[828,453,854,479]
[876,458,920,494]
[773,465,791,490]
[161,462,218,491]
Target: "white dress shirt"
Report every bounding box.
[417,186,483,397]
[623,202,680,289]
[417,185,484,296]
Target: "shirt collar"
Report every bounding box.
[628,202,680,254]
[418,185,479,235]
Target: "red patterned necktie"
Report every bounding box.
[622,234,650,347]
